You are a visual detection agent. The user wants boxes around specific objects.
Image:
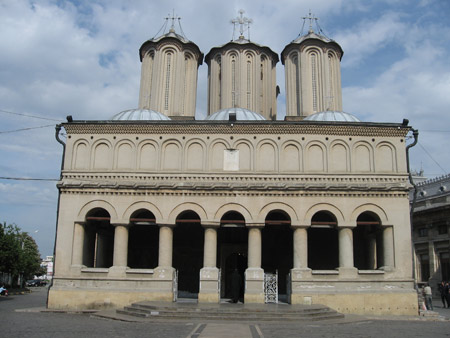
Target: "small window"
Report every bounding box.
[418,228,428,237]
[438,224,448,235]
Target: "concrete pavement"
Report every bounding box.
[2,288,450,338]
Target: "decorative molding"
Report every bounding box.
[64,123,409,137]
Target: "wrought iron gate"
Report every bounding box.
[264,270,278,303]
[173,269,178,302]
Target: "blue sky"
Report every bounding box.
[1,0,450,257]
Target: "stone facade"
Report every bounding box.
[48,13,418,315]
[411,174,450,294]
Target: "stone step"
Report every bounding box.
[115,301,344,322]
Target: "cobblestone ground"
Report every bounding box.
[1,288,450,338]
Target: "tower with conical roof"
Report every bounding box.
[281,13,343,119]
[138,14,203,120]
[205,10,279,120]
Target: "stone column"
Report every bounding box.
[112,224,129,267]
[72,222,85,267]
[109,224,129,276]
[293,226,308,269]
[338,226,357,277]
[158,225,173,268]
[290,225,312,283]
[382,225,395,271]
[245,225,265,304]
[248,227,262,268]
[199,224,220,303]
[368,235,377,269]
[153,224,176,303]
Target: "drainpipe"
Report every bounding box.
[406,127,419,291]
[47,123,66,307]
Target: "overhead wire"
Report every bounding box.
[0,109,62,122]
[417,141,447,174]
[0,124,56,134]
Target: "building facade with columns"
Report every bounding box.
[411,174,450,293]
[48,12,418,315]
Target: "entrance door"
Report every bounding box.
[173,211,204,299]
[218,212,248,301]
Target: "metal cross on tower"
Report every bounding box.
[231,9,253,40]
[165,10,181,33]
[302,10,319,33]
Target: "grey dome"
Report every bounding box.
[304,111,360,122]
[111,109,171,121]
[205,107,266,121]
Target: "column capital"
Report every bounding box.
[158,223,176,229]
[201,222,220,229]
[337,223,356,229]
[111,223,130,228]
[246,223,265,229]
[291,224,310,229]
[381,224,394,229]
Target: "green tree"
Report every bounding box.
[18,233,42,283]
[0,222,42,287]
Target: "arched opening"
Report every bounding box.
[173,210,204,298]
[308,211,338,270]
[218,211,248,301]
[353,212,384,270]
[84,208,114,268]
[262,210,292,299]
[127,209,159,269]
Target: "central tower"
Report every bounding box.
[205,10,279,120]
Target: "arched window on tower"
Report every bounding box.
[328,52,335,110]
[310,52,319,112]
[246,54,253,110]
[164,51,173,111]
[231,55,237,107]
[293,55,300,116]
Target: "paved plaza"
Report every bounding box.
[1,287,450,338]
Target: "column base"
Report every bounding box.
[244,268,264,304]
[199,267,220,303]
[338,267,358,278]
[290,268,312,280]
[108,266,128,277]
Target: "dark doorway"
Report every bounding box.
[308,211,338,270]
[262,210,292,297]
[173,211,204,298]
[84,208,114,268]
[128,209,159,269]
[218,211,248,301]
[353,212,383,270]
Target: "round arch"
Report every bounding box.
[168,202,208,224]
[122,201,164,223]
[350,204,389,226]
[214,203,253,224]
[257,202,298,225]
[77,200,118,223]
[304,203,345,225]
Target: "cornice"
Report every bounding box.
[58,173,410,194]
[63,122,409,138]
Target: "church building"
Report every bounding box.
[48,11,418,315]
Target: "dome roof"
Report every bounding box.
[205,107,266,121]
[111,109,171,121]
[304,111,360,122]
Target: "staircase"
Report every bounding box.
[109,301,344,322]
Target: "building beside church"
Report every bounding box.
[48,11,418,315]
[411,174,450,292]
